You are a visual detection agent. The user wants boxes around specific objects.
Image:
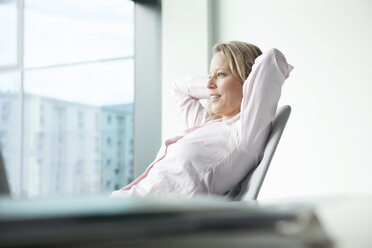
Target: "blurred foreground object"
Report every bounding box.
[0,195,342,248]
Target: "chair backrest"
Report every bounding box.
[226,105,291,201]
[0,149,10,196]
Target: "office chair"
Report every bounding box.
[226,105,291,201]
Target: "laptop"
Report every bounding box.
[0,149,10,195]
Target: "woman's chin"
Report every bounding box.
[211,108,222,116]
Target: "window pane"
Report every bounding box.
[0,0,17,66]
[0,72,20,196]
[24,0,134,68]
[23,60,134,197]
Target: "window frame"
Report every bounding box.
[133,0,162,178]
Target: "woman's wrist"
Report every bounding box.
[185,76,209,100]
[173,76,209,100]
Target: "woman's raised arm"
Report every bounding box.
[238,48,293,151]
[172,76,210,128]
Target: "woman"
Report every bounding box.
[111,41,293,198]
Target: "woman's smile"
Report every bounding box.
[210,94,221,103]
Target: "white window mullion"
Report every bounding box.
[0,65,19,73]
[17,0,24,198]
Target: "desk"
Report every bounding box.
[0,194,371,247]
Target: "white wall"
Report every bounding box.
[213,0,372,198]
[162,0,372,199]
[162,0,212,138]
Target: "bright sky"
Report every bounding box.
[0,0,134,106]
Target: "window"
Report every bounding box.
[0,0,17,66]
[1,102,11,123]
[77,111,84,129]
[0,0,134,197]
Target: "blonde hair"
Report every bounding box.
[209,41,262,119]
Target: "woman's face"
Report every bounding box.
[207,52,243,120]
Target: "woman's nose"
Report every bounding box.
[207,77,216,89]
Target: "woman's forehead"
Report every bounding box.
[210,53,229,71]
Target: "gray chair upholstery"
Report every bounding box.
[226,105,291,201]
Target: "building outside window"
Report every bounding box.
[0,0,134,198]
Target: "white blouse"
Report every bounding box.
[111,48,293,198]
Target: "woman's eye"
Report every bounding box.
[217,72,225,77]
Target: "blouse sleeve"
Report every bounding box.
[237,48,293,152]
[172,76,210,128]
